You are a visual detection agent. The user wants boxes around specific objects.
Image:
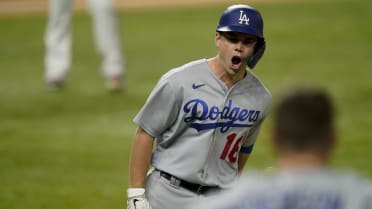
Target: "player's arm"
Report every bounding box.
[127,127,153,209]
[129,126,154,188]
[237,153,250,175]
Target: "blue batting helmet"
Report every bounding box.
[217,4,266,69]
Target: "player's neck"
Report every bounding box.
[276,152,329,171]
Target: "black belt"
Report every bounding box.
[160,171,218,194]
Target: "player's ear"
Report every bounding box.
[215,32,222,47]
[271,129,277,142]
[270,129,281,149]
[327,128,337,150]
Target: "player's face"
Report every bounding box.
[215,32,257,74]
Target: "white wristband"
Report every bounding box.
[127,188,145,198]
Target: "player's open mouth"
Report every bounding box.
[231,56,242,68]
[232,56,241,65]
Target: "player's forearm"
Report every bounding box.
[128,127,154,188]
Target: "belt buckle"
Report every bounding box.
[170,176,180,186]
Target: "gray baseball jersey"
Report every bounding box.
[134,58,271,188]
[191,169,372,209]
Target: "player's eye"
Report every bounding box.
[223,34,239,43]
[221,32,257,45]
[242,39,256,45]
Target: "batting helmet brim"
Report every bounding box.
[217,25,263,39]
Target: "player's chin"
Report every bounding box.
[227,66,241,75]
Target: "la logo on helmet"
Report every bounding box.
[238,10,250,25]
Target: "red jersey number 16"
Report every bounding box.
[220,133,243,163]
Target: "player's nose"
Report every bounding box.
[234,42,244,52]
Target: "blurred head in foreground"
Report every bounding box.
[272,87,336,169]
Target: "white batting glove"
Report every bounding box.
[127,188,152,209]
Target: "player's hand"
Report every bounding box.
[127,188,152,209]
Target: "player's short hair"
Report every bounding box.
[274,87,335,150]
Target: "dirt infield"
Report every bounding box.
[0,0,339,15]
[0,0,242,15]
[0,0,333,15]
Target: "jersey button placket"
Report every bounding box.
[203,93,231,182]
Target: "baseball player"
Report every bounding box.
[44,0,124,91]
[127,4,271,209]
[192,88,372,209]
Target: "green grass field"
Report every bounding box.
[1,0,371,208]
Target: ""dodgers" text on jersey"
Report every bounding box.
[183,99,260,133]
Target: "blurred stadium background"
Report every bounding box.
[0,0,371,209]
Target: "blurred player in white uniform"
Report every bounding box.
[44,0,125,91]
[192,87,372,209]
[127,5,271,209]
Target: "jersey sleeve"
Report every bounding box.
[133,76,181,138]
[240,121,262,154]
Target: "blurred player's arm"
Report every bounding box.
[129,127,154,188]
[238,153,250,175]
